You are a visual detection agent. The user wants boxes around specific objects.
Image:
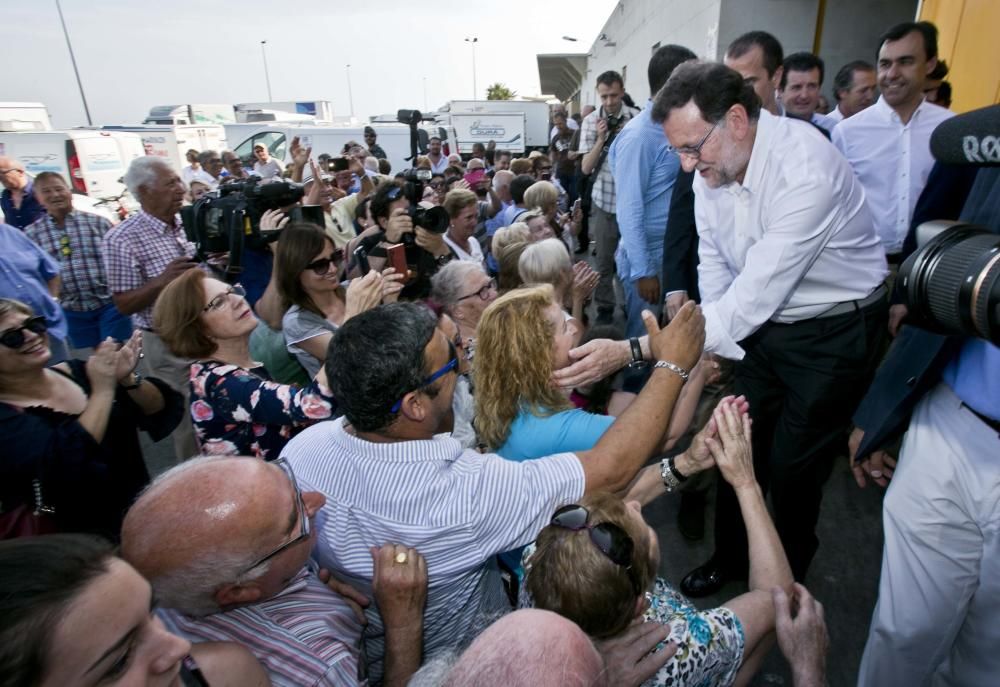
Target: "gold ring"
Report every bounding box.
[395,552,408,564]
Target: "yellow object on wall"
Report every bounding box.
[919,0,1000,112]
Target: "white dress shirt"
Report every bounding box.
[827,106,846,124]
[811,111,839,133]
[694,111,888,360]
[832,97,953,254]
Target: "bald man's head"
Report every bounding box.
[121,456,319,616]
[0,156,29,192]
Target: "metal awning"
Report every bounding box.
[537,53,588,103]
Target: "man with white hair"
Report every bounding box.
[0,155,45,228]
[102,156,199,460]
[121,455,429,687]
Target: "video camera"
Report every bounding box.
[180,177,322,281]
[898,104,1000,345]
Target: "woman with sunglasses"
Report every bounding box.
[276,223,401,377]
[524,401,793,687]
[0,298,182,539]
[154,269,340,459]
[0,533,269,686]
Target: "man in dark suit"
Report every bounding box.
[852,164,1000,686]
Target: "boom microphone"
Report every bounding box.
[930,104,1000,166]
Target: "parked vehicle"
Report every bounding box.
[0,129,140,202]
[144,104,235,126]
[448,112,526,154]
[437,99,551,152]
[235,100,334,122]
[99,125,228,173]
[0,102,52,132]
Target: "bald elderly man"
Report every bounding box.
[0,156,45,229]
[121,456,428,687]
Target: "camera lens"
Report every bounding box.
[899,222,1000,343]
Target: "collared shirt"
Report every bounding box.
[281,417,585,684]
[102,210,197,329]
[578,104,640,213]
[827,106,846,124]
[695,110,888,360]
[428,155,449,175]
[25,210,114,312]
[160,567,364,687]
[443,232,485,268]
[187,169,219,190]
[609,101,681,281]
[832,96,954,254]
[254,158,286,181]
[811,111,839,133]
[1,180,45,229]
[0,223,66,339]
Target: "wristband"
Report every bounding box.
[120,372,144,390]
[627,337,644,367]
[653,360,689,381]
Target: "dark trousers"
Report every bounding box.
[713,296,888,580]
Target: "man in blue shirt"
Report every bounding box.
[0,222,69,362]
[0,157,45,229]
[609,45,696,338]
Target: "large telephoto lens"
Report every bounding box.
[899,221,1000,344]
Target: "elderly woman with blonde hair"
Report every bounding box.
[518,238,598,336]
[524,181,579,251]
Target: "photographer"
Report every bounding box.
[851,160,1000,686]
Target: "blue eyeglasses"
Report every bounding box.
[390,341,459,413]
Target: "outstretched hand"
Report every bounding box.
[704,398,755,491]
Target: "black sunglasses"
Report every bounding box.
[306,250,345,275]
[0,316,48,349]
[550,504,640,595]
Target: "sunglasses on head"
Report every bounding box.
[306,249,345,275]
[0,316,48,349]
[550,504,640,595]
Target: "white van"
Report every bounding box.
[0,102,52,132]
[144,104,235,126]
[100,125,228,173]
[230,123,444,175]
[0,129,140,202]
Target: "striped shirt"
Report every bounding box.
[160,566,364,687]
[25,210,115,312]
[102,211,197,329]
[579,105,640,213]
[281,417,585,685]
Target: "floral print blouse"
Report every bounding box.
[189,361,337,460]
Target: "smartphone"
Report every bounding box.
[386,243,408,277]
[353,245,371,276]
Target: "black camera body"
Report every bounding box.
[399,169,449,236]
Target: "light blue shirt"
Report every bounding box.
[609,100,681,281]
[0,223,67,340]
[497,407,615,462]
[942,339,1000,421]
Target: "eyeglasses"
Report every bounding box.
[457,278,497,302]
[550,504,640,595]
[675,122,718,160]
[239,458,311,576]
[305,250,345,275]
[0,316,48,349]
[390,340,459,413]
[203,284,247,312]
[429,181,445,189]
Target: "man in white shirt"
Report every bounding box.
[252,144,285,181]
[779,52,839,135]
[654,61,889,595]
[832,21,954,263]
[828,60,877,123]
[724,31,784,117]
[279,301,705,683]
[426,137,449,175]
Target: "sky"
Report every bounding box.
[3,0,620,128]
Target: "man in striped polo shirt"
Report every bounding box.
[123,455,429,687]
[281,300,705,684]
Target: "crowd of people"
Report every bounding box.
[0,16,997,687]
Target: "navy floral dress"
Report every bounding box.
[189,361,337,459]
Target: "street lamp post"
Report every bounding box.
[464,37,478,99]
[346,64,354,118]
[55,0,92,125]
[260,40,273,101]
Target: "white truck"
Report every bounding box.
[144,104,235,126]
[235,101,335,122]
[437,99,551,153]
[448,112,526,154]
[0,102,53,132]
[99,125,229,173]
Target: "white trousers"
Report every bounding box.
[858,383,1000,687]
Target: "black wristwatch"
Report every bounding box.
[626,337,646,369]
[120,372,144,390]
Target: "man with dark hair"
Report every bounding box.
[779,52,838,133]
[923,59,951,108]
[426,136,448,175]
[832,21,954,262]
[609,45,697,337]
[280,300,705,683]
[364,126,387,160]
[496,173,536,226]
[829,60,877,122]
[653,61,889,594]
[579,69,641,323]
[725,31,784,116]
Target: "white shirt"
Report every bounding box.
[550,117,579,142]
[253,157,285,181]
[827,106,846,124]
[811,111,839,133]
[832,97,954,254]
[187,168,219,190]
[281,418,584,684]
[694,111,888,360]
[428,154,450,175]
[443,231,486,268]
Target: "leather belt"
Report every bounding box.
[814,284,888,320]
